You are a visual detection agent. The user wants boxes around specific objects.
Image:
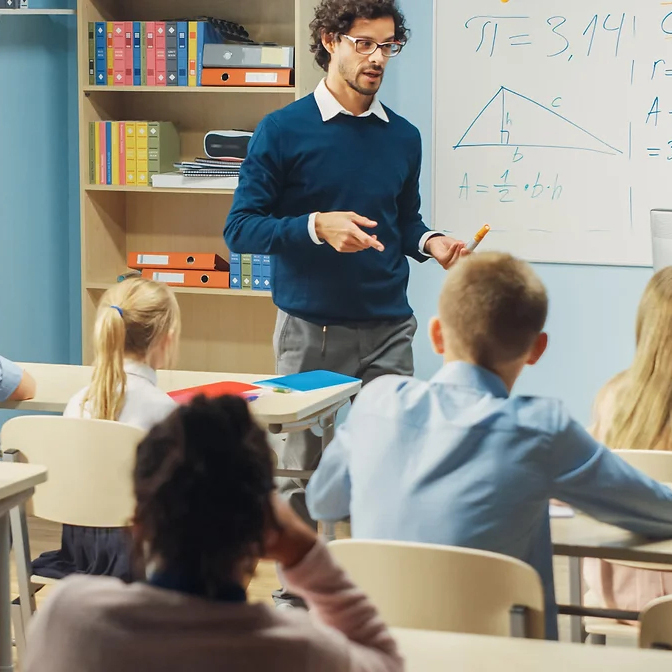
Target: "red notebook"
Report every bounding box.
[168,381,261,405]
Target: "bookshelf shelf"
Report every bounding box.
[0,8,76,14]
[86,282,271,298]
[78,0,322,372]
[84,85,295,95]
[85,184,236,195]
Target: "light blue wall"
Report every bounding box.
[0,5,80,422]
[384,0,652,424]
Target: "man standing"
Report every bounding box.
[225,0,465,545]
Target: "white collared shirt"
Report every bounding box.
[308,79,440,255]
[64,359,176,431]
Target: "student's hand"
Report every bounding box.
[315,212,385,253]
[264,495,318,569]
[425,235,468,269]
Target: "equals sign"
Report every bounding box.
[476,184,489,193]
[648,147,661,157]
[665,70,672,77]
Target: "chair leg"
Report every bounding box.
[11,601,26,662]
[589,633,607,645]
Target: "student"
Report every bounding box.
[32,277,180,581]
[24,396,402,672]
[0,356,35,402]
[583,267,672,614]
[306,252,672,639]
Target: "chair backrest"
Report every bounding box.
[328,539,545,638]
[0,416,145,527]
[640,595,672,649]
[614,450,672,482]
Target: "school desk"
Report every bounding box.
[0,463,47,670]
[391,628,672,672]
[552,514,672,643]
[1,363,362,539]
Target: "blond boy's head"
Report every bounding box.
[431,252,548,378]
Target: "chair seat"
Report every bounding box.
[584,617,638,640]
[30,575,58,587]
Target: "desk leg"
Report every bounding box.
[0,514,12,671]
[321,413,336,542]
[568,557,586,644]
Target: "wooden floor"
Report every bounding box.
[9,520,637,667]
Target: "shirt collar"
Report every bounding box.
[124,360,158,386]
[313,78,389,123]
[430,362,510,399]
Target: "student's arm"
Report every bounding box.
[397,131,433,263]
[0,356,35,402]
[306,423,352,522]
[269,498,402,672]
[549,407,672,535]
[224,116,314,255]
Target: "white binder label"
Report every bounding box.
[152,272,184,283]
[245,72,278,83]
[138,254,169,266]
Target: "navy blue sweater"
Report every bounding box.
[224,94,431,325]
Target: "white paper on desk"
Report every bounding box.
[549,504,575,518]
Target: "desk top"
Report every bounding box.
[552,514,672,564]
[0,463,47,501]
[391,628,671,671]
[2,363,361,426]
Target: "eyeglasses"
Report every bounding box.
[340,34,404,58]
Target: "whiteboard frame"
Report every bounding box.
[429,0,652,268]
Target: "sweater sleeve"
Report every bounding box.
[282,540,403,672]
[224,115,314,254]
[397,130,432,263]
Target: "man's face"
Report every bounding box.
[327,17,397,96]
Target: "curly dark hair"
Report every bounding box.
[132,395,277,594]
[310,0,409,72]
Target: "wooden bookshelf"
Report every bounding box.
[77,0,322,373]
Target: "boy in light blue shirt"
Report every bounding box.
[0,356,35,403]
[306,252,672,639]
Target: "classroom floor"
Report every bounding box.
[9,519,636,668]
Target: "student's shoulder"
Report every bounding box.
[63,387,88,418]
[352,374,428,414]
[511,393,576,436]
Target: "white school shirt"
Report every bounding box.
[308,79,440,255]
[64,360,177,431]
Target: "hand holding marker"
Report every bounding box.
[465,224,491,253]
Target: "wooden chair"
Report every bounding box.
[328,539,545,638]
[0,415,145,658]
[639,595,672,649]
[584,450,672,644]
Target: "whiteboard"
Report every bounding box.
[433,0,672,266]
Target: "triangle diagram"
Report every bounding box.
[454,87,622,155]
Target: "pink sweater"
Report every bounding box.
[24,541,403,672]
[583,375,672,614]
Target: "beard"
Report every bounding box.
[340,62,384,96]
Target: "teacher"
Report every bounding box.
[224,0,465,536]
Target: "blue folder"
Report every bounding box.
[254,370,360,392]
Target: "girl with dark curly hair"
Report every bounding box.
[25,396,403,672]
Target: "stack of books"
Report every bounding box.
[89,121,180,187]
[152,157,241,189]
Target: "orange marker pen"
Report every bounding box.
[465,224,491,252]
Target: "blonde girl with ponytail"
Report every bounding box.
[584,267,672,616]
[32,277,181,581]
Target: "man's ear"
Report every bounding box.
[429,317,445,355]
[526,332,548,366]
[321,30,337,54]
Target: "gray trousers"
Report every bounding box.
[273,309,417,527]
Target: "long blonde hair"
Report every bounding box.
[82,278,181,421]
[603,268,672,451]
